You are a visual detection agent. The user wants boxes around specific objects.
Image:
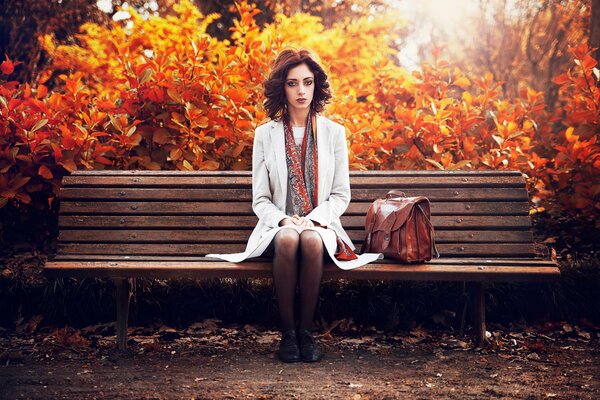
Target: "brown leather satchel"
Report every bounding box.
[361,190,439,263]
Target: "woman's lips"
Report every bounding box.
[297,98,307,104]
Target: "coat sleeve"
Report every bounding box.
[252,126,289,228]
[306,123,351,226]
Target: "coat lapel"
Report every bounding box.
[269,120,288,200]
[316,115,328,205]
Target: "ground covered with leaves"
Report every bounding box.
[1,319,599,399]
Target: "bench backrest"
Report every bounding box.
[56,170,535,260]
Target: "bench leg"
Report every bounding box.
[113,278,131,351]
[469,282,488,347]
[458,282,469,336]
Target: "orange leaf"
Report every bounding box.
[553,73,570,85]
[565,127,578,143]
[200,160,220,170]
[1,55,14,75]
[60,160,77,173]
[38,165,53,179]
[582,55,598,70]
[454,76,470,88]
[10,175,31,190]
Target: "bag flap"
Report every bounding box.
[372,196,431,232]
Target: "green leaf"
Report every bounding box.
[30,119,48,133]
[73,123,88,135]
[425,158,444,170]
[138,68,153,85]
[507,131,524,140]
[126,125,137,137]
[452,159,472,169]
[108,115,122,133]
[167,88,183,103]
[492,135,503,146]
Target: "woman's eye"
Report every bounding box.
[287,81,296,86]
[305,80,313,85]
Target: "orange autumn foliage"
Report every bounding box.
[0,1,598,221]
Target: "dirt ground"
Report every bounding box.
[1,321,599,400]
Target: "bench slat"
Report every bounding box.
[58,215,532,229]
[49,255,556,266]
[57,242,535,257]
[58,229,534,244]
[62,175,525,188]
[66,170,524,176]
[43,260,560,282]
[59,187,529,202]
[59,201,531,216]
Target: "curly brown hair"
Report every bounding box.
[263,48,332,121]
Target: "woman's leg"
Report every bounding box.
[298,230,324,331]
[272,228,300,331]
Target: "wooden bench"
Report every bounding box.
[44,170,560,350]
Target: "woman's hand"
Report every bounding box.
[279,218,296,226]
[279,215,316,227]
[292,214,315,228]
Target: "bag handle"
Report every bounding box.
[385,190,406,200]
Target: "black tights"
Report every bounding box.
[272,229,324,332]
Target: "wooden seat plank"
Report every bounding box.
[65,170,523,177]
[48,255,557,266]
[44,260,560,282]
[59,201,531,216]
[58,229,534,244]
[57,242,536,257]
[59,187,529,202]
[58,215,533,229]
[63,175,526,188]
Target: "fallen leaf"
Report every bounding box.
[26,315,43,333]
[242,324,259,334]
[410,326,429,338]
[440,339,470,349]
[577,331,591,340]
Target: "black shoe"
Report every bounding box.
[278,330,300,363]
[298,329,323,362]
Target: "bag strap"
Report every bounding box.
[415,203,440,258]
[361,200,380,254]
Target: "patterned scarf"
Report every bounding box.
[283,112,358,261]
[284,111,318,217]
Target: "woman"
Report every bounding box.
[207,48,381,363]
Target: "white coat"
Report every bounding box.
[206,115,383,270]
[248,114,354,250]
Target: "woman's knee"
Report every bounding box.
[274,228,300,257]
[299,230,323,255]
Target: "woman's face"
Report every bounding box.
[284,63,315,115]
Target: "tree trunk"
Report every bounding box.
[591,0,600,65]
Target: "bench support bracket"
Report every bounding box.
[113,278,131,351]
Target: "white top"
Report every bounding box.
[292,126,305,146]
